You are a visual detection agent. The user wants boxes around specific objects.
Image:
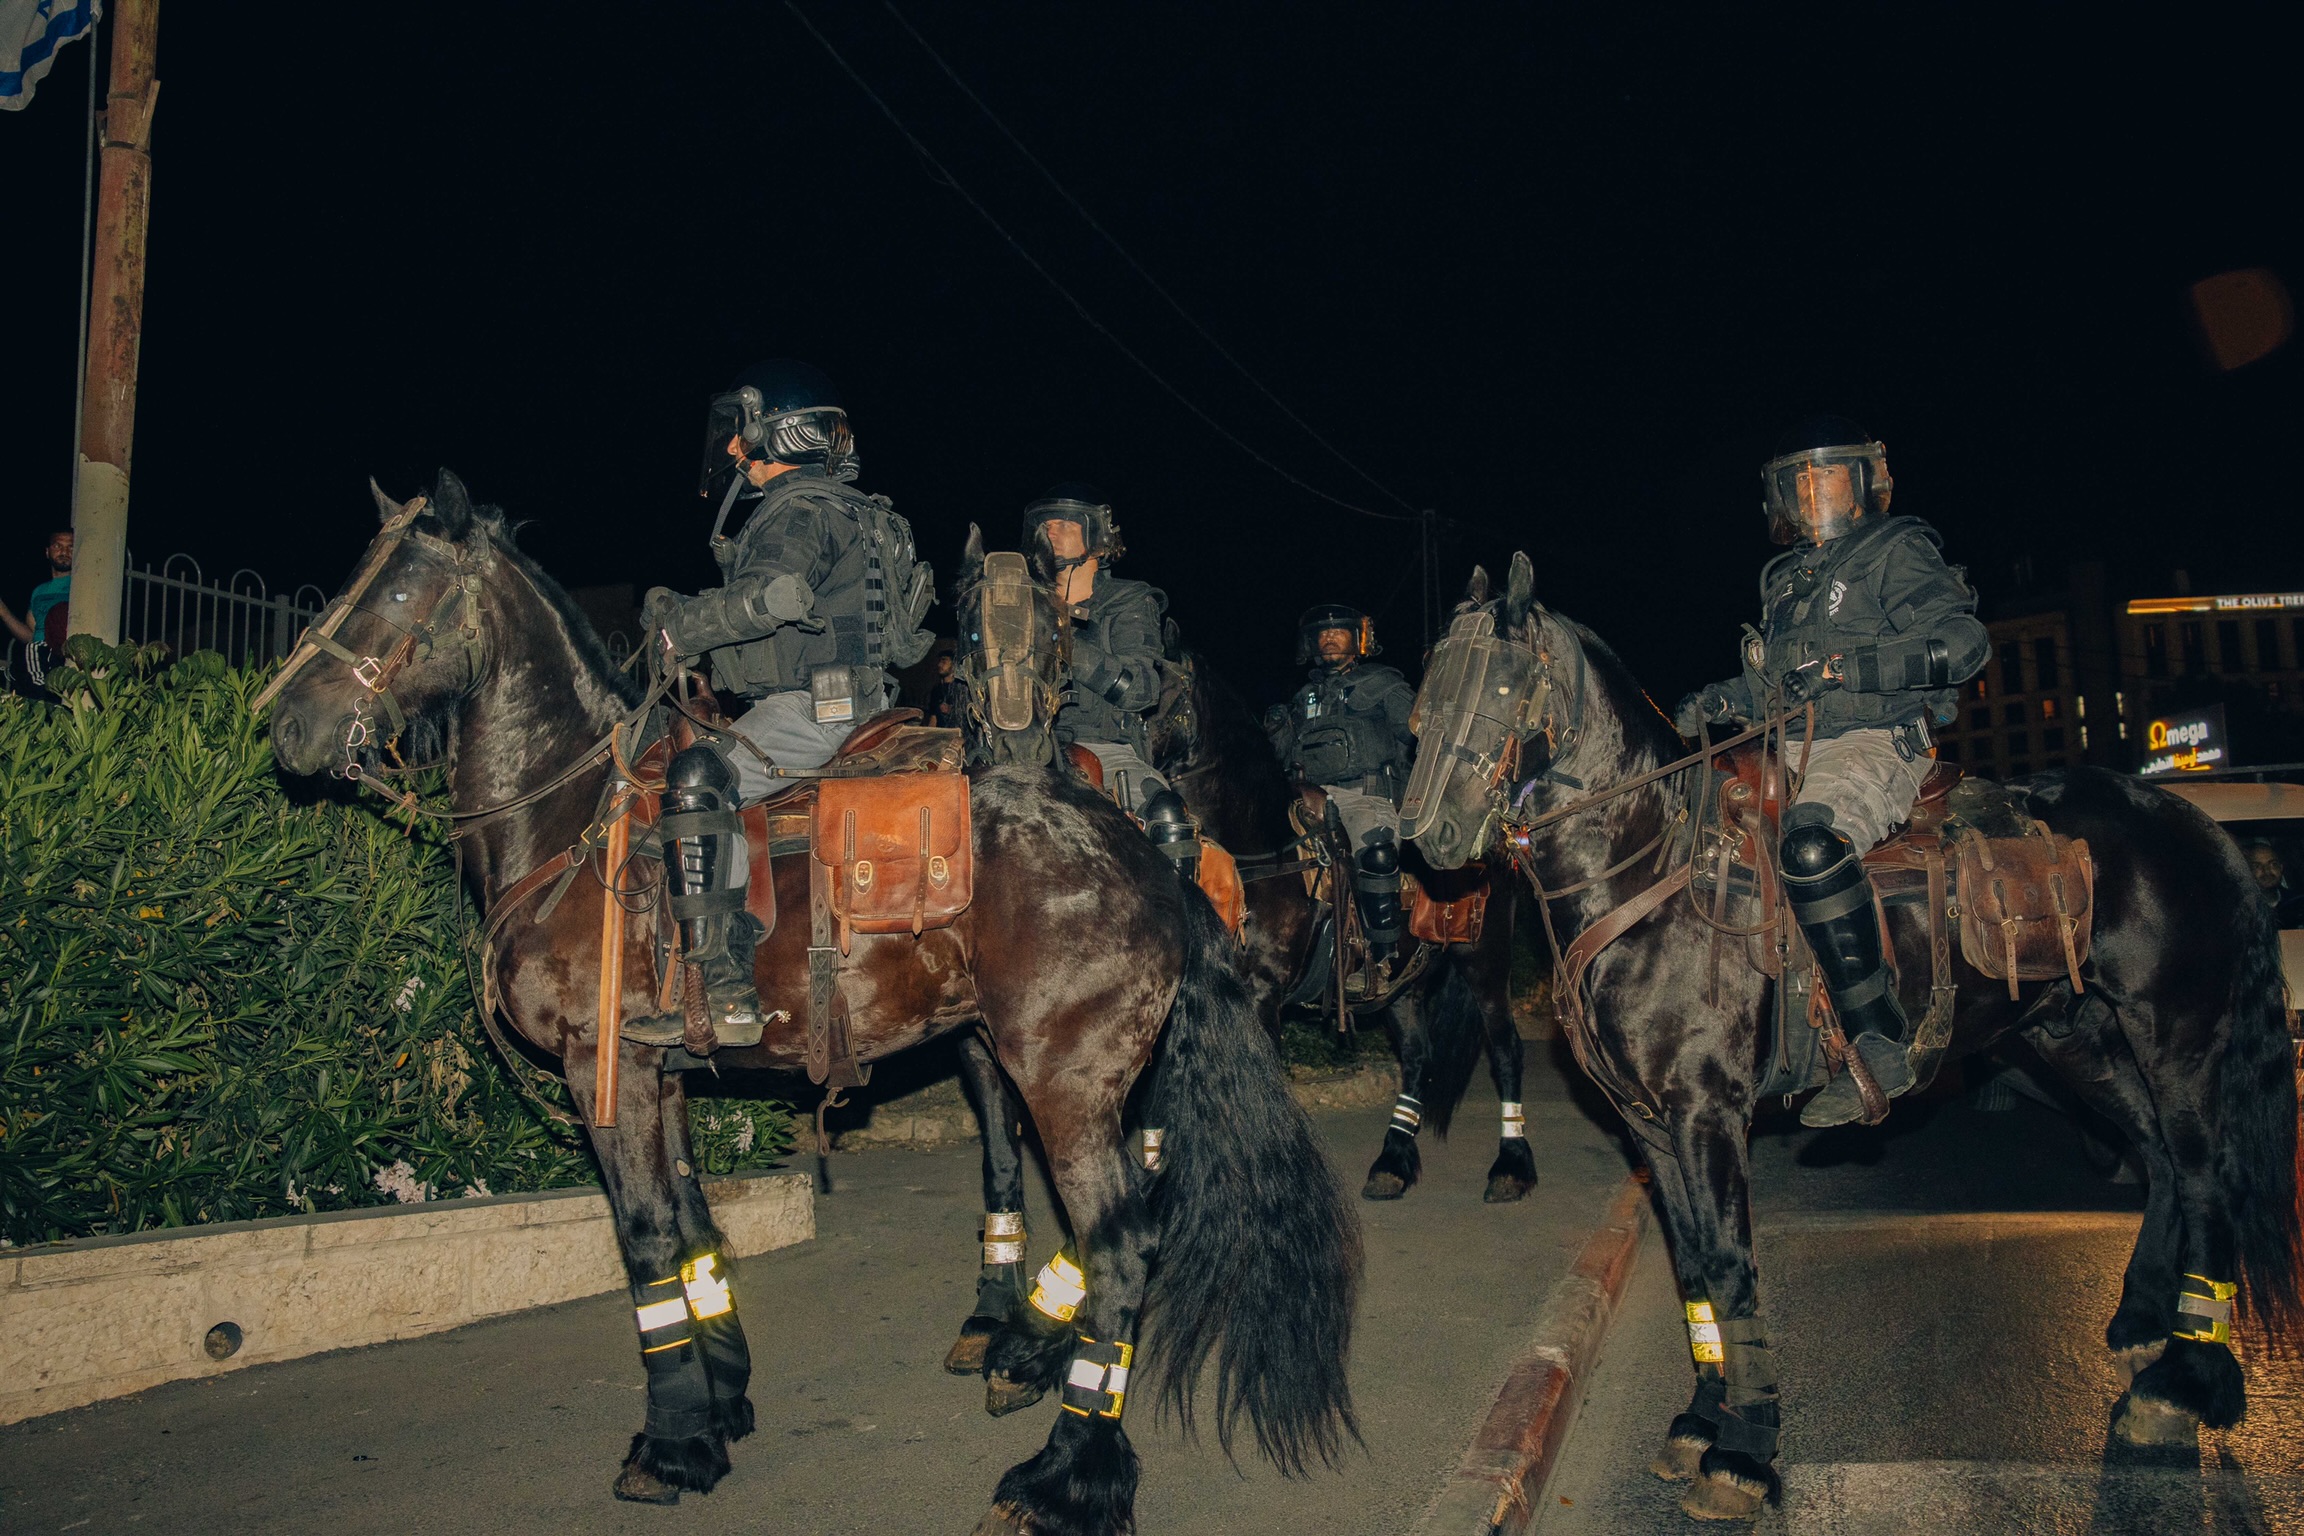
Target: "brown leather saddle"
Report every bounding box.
[1065,743,1247,937]
[1697,739,2095,1102]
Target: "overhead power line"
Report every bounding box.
[880,0,1421,519]
[781,1,1414,524]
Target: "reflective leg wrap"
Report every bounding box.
[983,1211,1027,1268]
[1389,1093,1424,1136]
[1500,1100,1526,1140]
[634,1273,715,1442]
[1028,1251,1087,1324]
[1685,1299,1725,1366]
[1060,1336,1136,1419]
[2173,1274,2237,1343]
[1140,1128,1165,1172]
[1713,1317,1780,1460]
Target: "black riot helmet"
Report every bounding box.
[1759,415,1893,546]
[700,359,857,500]
[1295,602,1379,668]
[1022,482,1126,580]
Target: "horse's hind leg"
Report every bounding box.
[1363,994,1429,1199]
[2043,997,2248,1445]
[656,1069,756,1444]
[947,1030,1031,1375]
[575,1044,735,1505]
[2023,1000,2183,1384]
[978,1106,1156,1535]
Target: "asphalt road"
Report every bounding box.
[0,1056,1637,1536]
[1534,1084,2304,1536]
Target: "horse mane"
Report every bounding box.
[475,512,646,710]
[1549,611,1681,763]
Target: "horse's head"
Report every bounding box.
[1400,550,1581,869]
[952,524,1070,767]
[261,470,501,779]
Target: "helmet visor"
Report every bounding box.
[1761,443,1883,544]
[700,387,855,495]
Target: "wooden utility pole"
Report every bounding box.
[71,0,161,645]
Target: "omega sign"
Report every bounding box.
[2139,704,2229,777]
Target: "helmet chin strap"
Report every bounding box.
[708,468,750,546]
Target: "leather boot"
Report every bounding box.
[656,744,763,1046]
[1354,832,1404,966]
[1781,810,1914,1128]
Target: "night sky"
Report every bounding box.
[7,5,2296,709]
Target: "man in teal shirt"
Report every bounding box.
[2,530,73,647]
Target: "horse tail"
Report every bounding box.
[1414,959,1486,1137]
[2220,892,2304,1353]
[1143,890,1362,1475]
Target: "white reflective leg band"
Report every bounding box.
[637,1297,691,1332]
[1141,1128,1166,1171]
[1685,1299,1724,1365]
[1029,1251,1087,1323]
[1500,1101,1526,1139]
[1059,1336,1135,1418]
[635,1273,694,1354]
[1390,1094,1423,1135]
[984,1211,1026,1267]
[680,1253,734,1320]
[2173,1274,2237,1344]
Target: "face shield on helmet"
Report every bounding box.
[1294,603,1378,668]
[1022,486,1124,581]
[1760,439,1892,546]
[699,386,857,500]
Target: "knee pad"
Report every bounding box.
[1356,832,1400,890]
[667,742,739,806]
[1778,816,1853,881]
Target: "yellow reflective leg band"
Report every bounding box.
[2173,1274,2237,1344]
[1059,1335,1136,1418]
[984,1211,1026,1267]
[1685,1299,1724,1365]
[681,1253,734,1320]
[1029,1251,1087,1323]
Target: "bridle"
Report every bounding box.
[250,498,490,775]
[955,554,1071,763]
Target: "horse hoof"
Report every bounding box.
[1649,1433,1707,1481]
[2112,1389,2199,1447]
[2110,1340,2166,1388]
[1362,1172,1409,1201]
[985,1372,1047,1417]
[1680,1468,1768,1521]
[946,1319,999,1375]
[1483,1172,1537,1203]
[612,1464,682,1505]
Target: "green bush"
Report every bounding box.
[0,642,790,1247]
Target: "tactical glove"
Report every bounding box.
[1673,684,1736,737]
[1781,659,1843,704]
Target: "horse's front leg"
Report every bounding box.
[1363,989,1430,1200]
[567,1037,737,1505]
[656,1067,757,1445]
[1633,1129,1730,1484]
[1469,917,1538,1202]
[947,1029,1032,1376]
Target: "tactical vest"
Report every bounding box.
[1288,663,1413,793]
[706,471,934,700]
[1750,515,1973,738]
[1055,577,1166,754]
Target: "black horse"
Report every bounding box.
[262,477,1360,1535]
[935,528,1528,1380]
[1404,553,2302,1522]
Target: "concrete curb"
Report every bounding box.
[1412,1173,1652,1536]
[0,1168,813,1426]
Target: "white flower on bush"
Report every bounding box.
[393,974,425,1013]
[372,1159,431,1204]
[463,1178,492,1198]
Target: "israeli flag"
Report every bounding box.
[2,0,99,112]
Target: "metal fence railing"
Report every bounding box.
[121,554,328,671]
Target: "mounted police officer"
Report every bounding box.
[1265,604,1416,963]
[1023,484,1194,854]
[1676,417,1988,1127]
[637,360,935,1041]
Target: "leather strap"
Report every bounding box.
[1550,863,1691,1121]
[807,855,869,1091]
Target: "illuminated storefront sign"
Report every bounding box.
[2139,704,2229,776]
[2128,593,2304,615]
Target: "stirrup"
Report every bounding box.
[1799,1032,1914,1128]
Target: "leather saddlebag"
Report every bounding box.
[812,771,974,938]
[1196,838,1247,939]
[1407,866,1491,946]
[1952,825,2094,996]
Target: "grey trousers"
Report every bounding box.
[1788,726,1931,851]
[1079,741,1169,815]
[1325,784,1400,852]
[723,685,883,803]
